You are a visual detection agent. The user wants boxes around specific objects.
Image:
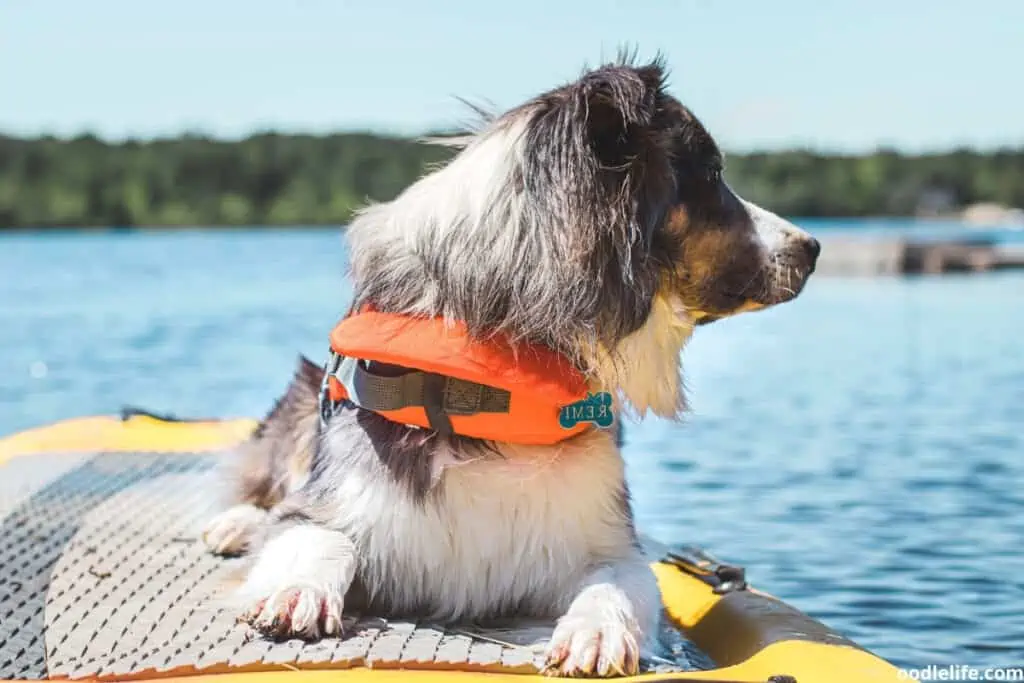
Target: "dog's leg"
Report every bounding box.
[544,552,659,677]
[202,503,268,556]
[202,356,322,557]
[238,522,355,640]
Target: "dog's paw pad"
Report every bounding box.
[241,583,344,640]
[543,612,640,677]
[202,504,266,556]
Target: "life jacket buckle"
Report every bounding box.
[319,351,343,427]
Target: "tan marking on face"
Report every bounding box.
[662,203,770,318]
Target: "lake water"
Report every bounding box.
[1,221,1022,669]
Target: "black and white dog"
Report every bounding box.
[202,55,819,677]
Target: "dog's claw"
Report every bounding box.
[543,611,640,677]
[241,584,344,641]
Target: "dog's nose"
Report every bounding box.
[805,237,821,261]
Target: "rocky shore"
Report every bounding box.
[816,236,1024,275]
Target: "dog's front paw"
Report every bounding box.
[543,614,640,677]
[241,582,344,640]
[543,585,642,678]
[202,504,267,556]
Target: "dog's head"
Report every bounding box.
[348,55,819,419]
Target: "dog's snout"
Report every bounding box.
[805,236,821,261]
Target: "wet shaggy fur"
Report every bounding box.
[202,54,820,677]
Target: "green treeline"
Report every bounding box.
[1,133,1022,228]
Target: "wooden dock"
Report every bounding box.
[816,237,1024,276]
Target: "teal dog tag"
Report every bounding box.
[559,392,614,429]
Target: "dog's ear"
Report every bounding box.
[517,60,674,346]
[581,62,665,170]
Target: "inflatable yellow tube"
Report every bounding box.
[0,414,902,683]
[0,412,257,462]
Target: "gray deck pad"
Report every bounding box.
[0,451,700,680]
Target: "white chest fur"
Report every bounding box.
[323,428,634,620]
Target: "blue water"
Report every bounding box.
[1,221,1022,668]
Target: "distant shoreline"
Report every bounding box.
[0,224,345,233]
[2,133,1022,229]
[0,214,1019,234]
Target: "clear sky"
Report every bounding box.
[2,0,1021,152]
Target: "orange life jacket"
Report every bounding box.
[321,310,612,444]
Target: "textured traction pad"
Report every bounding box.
[0,451,696,680]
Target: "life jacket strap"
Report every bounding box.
[319,353,512,434]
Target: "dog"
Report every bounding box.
[201,54,820,677]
